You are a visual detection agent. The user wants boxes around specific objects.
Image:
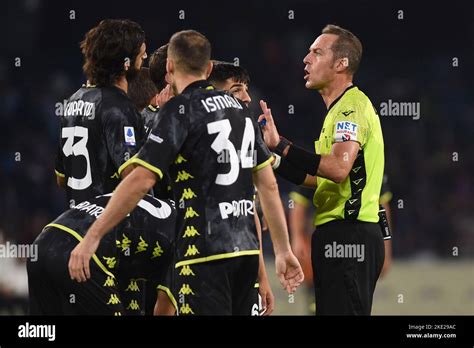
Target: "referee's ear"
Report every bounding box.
[205,61,213,79]
[335,57,349,73]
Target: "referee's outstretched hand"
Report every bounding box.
[68,233,101,282]
[275,251,305,294]
[258,100,280,151]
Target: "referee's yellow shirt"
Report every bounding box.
[313,85,384,226]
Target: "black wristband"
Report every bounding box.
[286,144,321,176]
[274,136,292,157]
[274,158,306,185]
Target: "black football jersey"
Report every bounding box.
[45,193,176,287]
[140,104,172,199]
[127,80,273,268]
[141,104,159,137]
[55,85,145,207]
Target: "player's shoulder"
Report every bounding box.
[100,86,134,108]
[98,86,141,122]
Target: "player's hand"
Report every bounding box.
[275,251,304,294]
[258,274,275,316]
[258,100,280,151]
[68,233,101,282]
[155,84,173,108]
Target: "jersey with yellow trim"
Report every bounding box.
[140,104,172,199]
[128,80,272,266]
[55,85,145,206]
[141,104,159,137]
[46,193,176,290]
[313,85,384,226]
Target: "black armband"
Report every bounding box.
[274,158,306,185]
[286,144,321,176]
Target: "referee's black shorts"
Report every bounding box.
[311,220,384,315]
[27,226,124,315]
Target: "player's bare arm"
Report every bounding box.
[252,165,304,294]
[254,207,274,315]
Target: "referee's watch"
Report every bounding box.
[274,136,292,157]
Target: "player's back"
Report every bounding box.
[135,80,272,267]
[55,85,145,206]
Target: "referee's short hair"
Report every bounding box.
[208,61,250,86]
[168,30,211,76]
[322,24,363,75]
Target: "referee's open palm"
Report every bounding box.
[258,100,280,151]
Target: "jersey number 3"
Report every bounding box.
[207,118,255,186]
[61,126,92,190]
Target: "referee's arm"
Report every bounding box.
[258,106,359,186]
[286,141,359,187]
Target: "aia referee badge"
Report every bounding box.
[124,126,136,146]
[335,121,358,142]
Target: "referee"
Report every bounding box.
[259,24,385,315]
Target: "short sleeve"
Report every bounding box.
[126,98,189,180]
[102,106,145,176]
[252,120,273,172]
[332,102,369,146]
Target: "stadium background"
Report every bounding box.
[0,0,473,314]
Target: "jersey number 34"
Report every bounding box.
[207,118,255,186]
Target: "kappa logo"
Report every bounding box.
[184,245,200,257]
[179,284,195,295]
[352,166,362,173]
[151,242,164,258]
[352,178,364,185]
[127,300,140,311]
[183,226,200,238]
[107,294,121,305]
[179,265,195,276]
[184,207,199,219]
[104,276,115,287]
[348,198,358,205]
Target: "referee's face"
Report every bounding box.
[303,34,338,90]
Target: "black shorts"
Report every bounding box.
[311,220,384,315]
[247,282,262,316]
[174,255,259,315]
[27,226,124,315]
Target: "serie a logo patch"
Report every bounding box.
[124,126,136,146]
